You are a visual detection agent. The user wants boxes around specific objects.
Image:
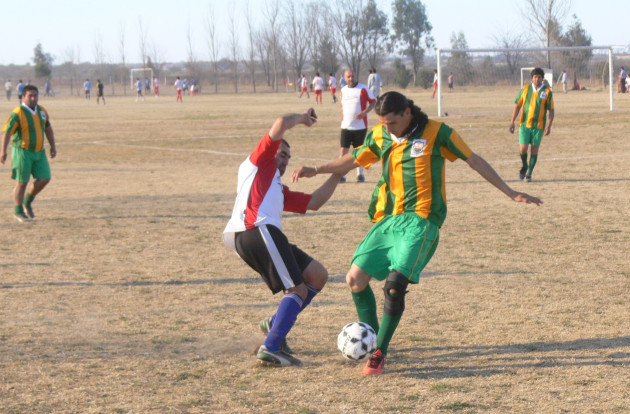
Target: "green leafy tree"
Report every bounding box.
[33,43,53,79]
[393,58,412,88]
[364,0,389,70]
[391,0,433,86]
[559,15,592,76]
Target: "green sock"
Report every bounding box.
[351,285,379,333]
[14,205,24,214]
[527,154,538,176]
[520,153,528,168]
[24,193,34,206]
[377,312,402,355]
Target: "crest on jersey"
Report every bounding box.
[410,139,426,157]
[540,91,547,99]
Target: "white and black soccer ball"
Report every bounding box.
[337,321,377,360]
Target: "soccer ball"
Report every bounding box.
[337,322,377,360]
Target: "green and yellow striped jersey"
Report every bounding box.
[2,104,51,152]
[515,84,554,130]
[353,119,472,227]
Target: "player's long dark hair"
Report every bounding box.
[375,91,428,136]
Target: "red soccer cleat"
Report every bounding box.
[363,349,386,375]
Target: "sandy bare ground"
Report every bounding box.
[1,88,629,413]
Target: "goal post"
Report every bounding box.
[130,68,153,90]
[436,46,624,117]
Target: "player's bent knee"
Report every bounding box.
[287,283,308,301]
[304,260,328,289]
[383,271,409,316]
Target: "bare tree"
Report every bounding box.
[256,29,272,87]
[263,0,281,91]
[186,21,201,83]
[244,0,257,93]
[119,22,127,96]
[523,0,571,67]
[227,4,240,93]
[332,0,369,76]
[62,47,78,96]
[493,29,530,77]
[284,0,309,84]
[138,17,149,87]
[204,4,221,93]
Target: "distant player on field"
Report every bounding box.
[328,73,337,103]
[174,77,183,103]
[312,73,324,104]
[135,78,145,102]
[509,67,554,182]
[96,79,105,105]
[223,108,342,367]
[298,74,309,98]
[84,79,91,100]
[292,91,542,375]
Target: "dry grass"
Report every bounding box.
[1,87,629,413]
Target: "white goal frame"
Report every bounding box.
[436,46,624,117]
[130,68,153,90]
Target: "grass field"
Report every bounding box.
[1,87,629,413]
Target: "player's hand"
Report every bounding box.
[509,124,515,134]
[0,152,6,165]
[305,108,317,126]
[544,125,551,136]
[291,166,316,182]
[50,146,57,159]
[513,192,542,206]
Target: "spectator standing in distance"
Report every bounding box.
[447,72,454,92]
[558,70,568,94]
[135,78,145,102]
[339,69,376,183]
[5,80,12,101]
[367,68,383,98]
[509,68,554,182]
[618,67,627,93]
[96,79,105,105]
[223,108,342,367]
[84,79,91,100]
[0,85,57,222]
[17,80,25,104]
[291,91,542,375]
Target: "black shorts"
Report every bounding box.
[234,224,313,294]
[340,128,367,149]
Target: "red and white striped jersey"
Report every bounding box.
[340,83,375,130]
[223,132,311,251]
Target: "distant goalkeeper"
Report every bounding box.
[509,67,554,182]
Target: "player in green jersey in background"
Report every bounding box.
[293,91,542,375]
[1,85,57,222]
[509,67,555,182]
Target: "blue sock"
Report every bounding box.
[264,293,303,352]
[300,283,320,311]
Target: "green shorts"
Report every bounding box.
[519,126,544,146]
[11,146,51,183]
[352,213,440,283]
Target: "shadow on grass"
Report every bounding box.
[393,336,630,378]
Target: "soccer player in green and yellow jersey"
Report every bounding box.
[0,85,57,222]
[509,67,554,182]
[292,91,542,375]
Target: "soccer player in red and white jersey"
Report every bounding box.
[153,77,160,97]
[328,73,337,103]
[173,77,183,103]
[223,108,342,367]
[298,74,309,98]
[312,73,324,104]
[339,69,375,182]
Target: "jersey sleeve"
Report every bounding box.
[352,129,381,168]
[2,111,19,134]
[514,87,525,105]
[438,125,472,162]
[249,132,280,166]
[282,185,311,214]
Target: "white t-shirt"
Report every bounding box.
[340,83,376,130]
[312,76,324,91]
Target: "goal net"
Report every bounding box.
[435,46,627,116]
[130,68,154,90]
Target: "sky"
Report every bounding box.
[0,0,627,66]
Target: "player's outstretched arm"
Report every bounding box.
[292,153,358,182]
[509,105,521,133]
[268,108,317,141]
[306,174,344,211]
[466,152,542,206]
